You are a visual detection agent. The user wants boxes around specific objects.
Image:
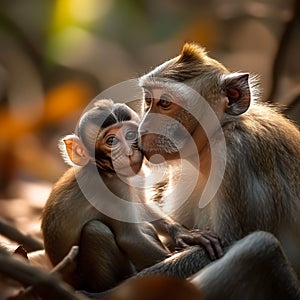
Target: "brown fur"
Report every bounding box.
[139,42,300,277]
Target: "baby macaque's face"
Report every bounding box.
[97,121,143,176]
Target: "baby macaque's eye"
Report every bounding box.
[125,130,137,141]
[106,136,120,147]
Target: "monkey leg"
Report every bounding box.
[135,244,214,278]
[192,231,300,300]
[75,220,135,292]
[131,230,229,278]
[135,231,300,299]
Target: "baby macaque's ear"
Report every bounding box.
[60,134,90,166]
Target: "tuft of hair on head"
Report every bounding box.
[177,42,227,71]
[147,42,228,83]
[177,42,208,65]
[93,99,114,110]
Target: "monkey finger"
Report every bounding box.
[199,231,218,239]
[175,237,192,249]
[198,233,224,258]
[176,234,218,260]
[191,229,219,239]
[193,236,218,260]
[175,233,222,260]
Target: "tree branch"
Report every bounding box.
[0,247,85,300]
[0,217,43,251]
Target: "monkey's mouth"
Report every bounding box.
[138,134,160,153]
[115,160,143,176]
[138,134,181,163]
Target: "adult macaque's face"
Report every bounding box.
[139,88,195,163]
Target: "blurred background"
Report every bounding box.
[0,0,299,239]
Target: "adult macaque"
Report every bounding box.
[138,42,300,277]
[41,99,221,292]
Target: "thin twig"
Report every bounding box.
[20,246,79,299]
[0,217,43,251]
[0,247,85,300]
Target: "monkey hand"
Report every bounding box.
[174,229,223,260]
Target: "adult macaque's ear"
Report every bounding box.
[223,73,251,116]
[60,134,90,166]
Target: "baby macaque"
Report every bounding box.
[41,99,221,292]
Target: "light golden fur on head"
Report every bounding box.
[140,42,260,113]
[140,42,228,84]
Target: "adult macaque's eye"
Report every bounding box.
[106,136,120,147]
[159,94,172,109]
[144,90,152,106]
[125,130,138,141]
